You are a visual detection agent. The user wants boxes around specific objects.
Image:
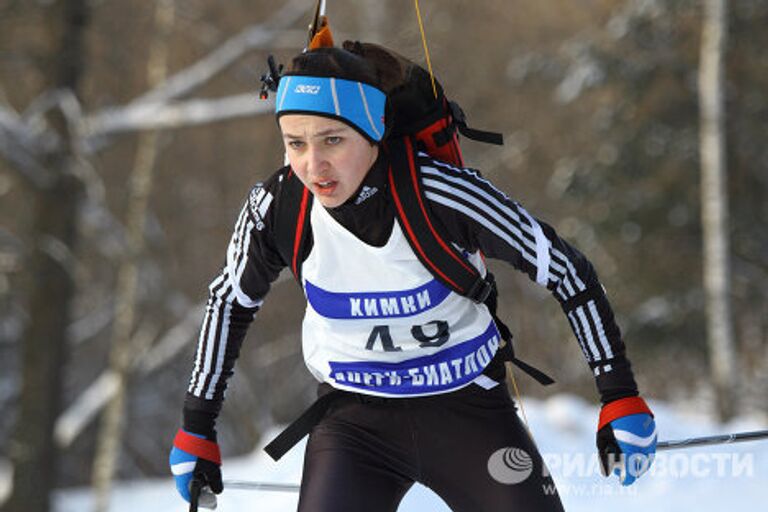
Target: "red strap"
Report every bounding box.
[389,165,463,291]
[173,429,222,465]
[292,187,311,279]
[403,138,477,277]
[598,396,652,431]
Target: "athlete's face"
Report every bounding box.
[279,115,379,208]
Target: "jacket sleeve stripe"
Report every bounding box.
[422,177,538,260]
[423,164,563,289]
[190,225,264,400]
[559,252,587,291]
[188,272,226,393]
[184,177,285,417]
[421,157,619,367]
[422,166,540,246]
[587,300,614,359]
[225,206,261,309]
[203,286,236,400]
[566,310,595,362]
[417,155,637,398]
[229,204,248,273]
[516,206,551,286]
[195,285,231,398]
[423,190,542,278]
[234,218,255,289]
[422,173,559,285]
[189,277,230,397]
[547,247,581,297]
[575,303,607,362]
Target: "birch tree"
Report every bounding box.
[0,1,309,510]
[90,2,176,511]
[699,0,737,421]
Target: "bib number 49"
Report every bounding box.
[365,320,450,352]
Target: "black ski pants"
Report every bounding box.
[297,382,565,512]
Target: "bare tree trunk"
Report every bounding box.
[90,2,175,511]
[2,2,89,512]
[699,0,736,422]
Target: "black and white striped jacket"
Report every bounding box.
[183,150,639,426]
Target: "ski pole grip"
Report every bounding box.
[189,478,202,512]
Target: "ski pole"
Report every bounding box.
[657,429,768,451]
[223,479,301,492]
[209,430,768,495]
[190,478,221,511]
[194,480,302,510]
[189,429,768,509]
[189,478,201,512]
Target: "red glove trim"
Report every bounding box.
[598,397,652,431]
[173,429,222,465]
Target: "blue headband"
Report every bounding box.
[275,75,386,142]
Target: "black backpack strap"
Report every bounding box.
[273,168,314,284]
[497,339,556,386]
[386,136,493,303]
[387,137,553,385]
[482,273,555,386]
[448,101,504,146]
[264,388,346,461]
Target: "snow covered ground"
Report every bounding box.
[47,394,768,511]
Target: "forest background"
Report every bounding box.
[0,0,766,511]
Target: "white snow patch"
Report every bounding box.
[47,394,768,511]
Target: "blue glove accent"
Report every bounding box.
[607,413,657,486]
[169,430,206,502]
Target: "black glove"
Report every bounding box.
[596,396,657,486]
[169,429,223,503]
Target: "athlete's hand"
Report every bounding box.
[596,397,657,486]
[169,429,223,503]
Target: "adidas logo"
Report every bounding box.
[355,186,378,205]
[249,185,273,231]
